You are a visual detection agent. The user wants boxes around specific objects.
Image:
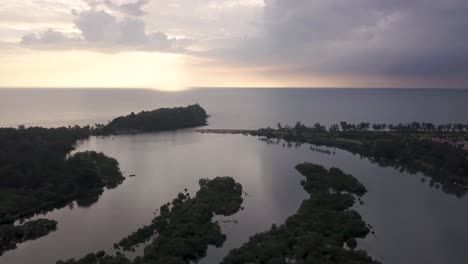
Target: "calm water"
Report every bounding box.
[1,88,468,264]
[1,88,468,128]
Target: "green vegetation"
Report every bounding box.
[100,104,208,134]
[0,127,124,255]
[66,151,125,191]
[256,122,468,196]
[57,176,244,264]
[0,219,57,256]
[0,133,124,224]
[0,126,90,224]
[0,149,123,254]
[222,163,378,264]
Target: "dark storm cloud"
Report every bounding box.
[212,0,468,82]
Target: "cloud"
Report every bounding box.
[210,0,468,83]
[13,0,468,86]
[21,9,190,52]
[84,0,149,16]
[14,0,262,53]
[21,29,76,46]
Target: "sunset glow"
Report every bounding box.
[1,0,467,88]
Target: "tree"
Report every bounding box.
[277,122,283,131]
[357,122,370,131]
[340,121,349,131]
[329,124,340,132]
[313,123,326,132]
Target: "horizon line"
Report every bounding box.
[1,86,468,90]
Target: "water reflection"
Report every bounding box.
[1,132,468,264]
[258,134,467,198]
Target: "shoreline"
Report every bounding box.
[192,128,257,134]
[193,128,468,191]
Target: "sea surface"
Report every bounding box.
[1,88,468,264]
[1,88,468,128]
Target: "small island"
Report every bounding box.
[57,176,244,264]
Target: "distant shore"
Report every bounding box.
[193,128,256,134]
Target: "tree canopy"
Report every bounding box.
[101,104,208,134]
[221,163,378,264]
[57,177,244,264]
[0,127,124,255]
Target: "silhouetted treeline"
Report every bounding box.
[267,121,468,134]
[100,104,208,134]
[257,121,468,197]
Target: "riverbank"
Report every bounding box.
[193,126,468,196]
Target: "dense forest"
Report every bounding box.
[57,176,244,264]
[256,122,468,196]
[0,219,57,255]
[1,126,88,223]
[0,126,124,224]
[0,126,124,255]
[100,104,208,134]
[221,163,378,264]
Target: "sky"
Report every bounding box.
[0,0,467,90]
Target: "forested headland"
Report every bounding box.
[98,104,208,134]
